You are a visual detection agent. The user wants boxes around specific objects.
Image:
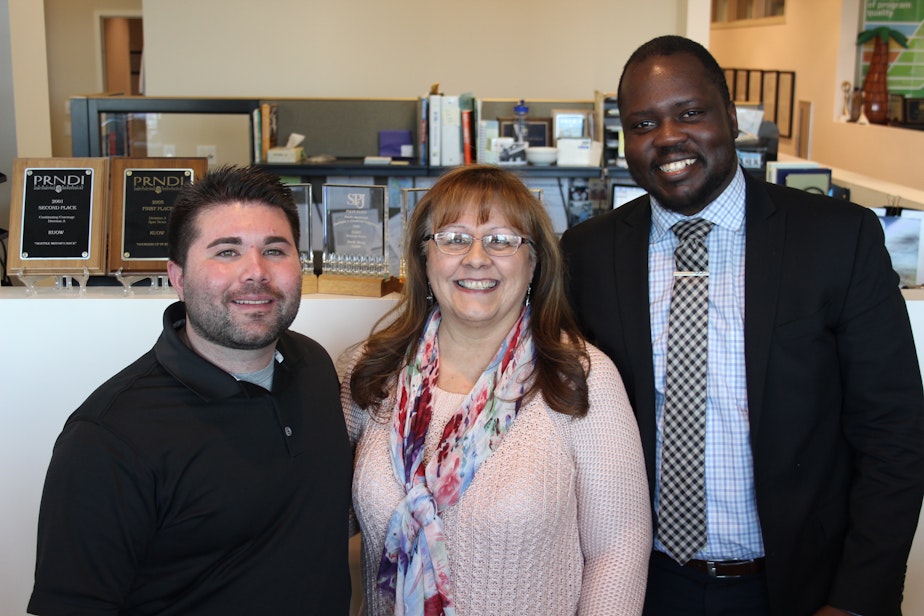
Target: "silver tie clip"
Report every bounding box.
[674,271,709,277]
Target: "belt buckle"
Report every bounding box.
[705,559,756,578]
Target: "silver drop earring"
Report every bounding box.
[525,284,532,307]
[426,282,434,304]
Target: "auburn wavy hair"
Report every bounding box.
[349,164,590,417]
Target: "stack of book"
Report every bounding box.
[251,103,278,164]
[419,91,498,167]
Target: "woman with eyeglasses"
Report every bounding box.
[341,165,651,615]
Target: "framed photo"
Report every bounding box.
[889,94,905,124]
[552,109,593,143]
[904,98,924,125]
[498,117,552,147]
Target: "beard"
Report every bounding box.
[628,148,738,216]
[182,283,300,351]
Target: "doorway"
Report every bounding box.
[102,17,143,95]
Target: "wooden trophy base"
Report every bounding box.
[386,277,405,294]
[317,274,393,297]
[302,273,318,294]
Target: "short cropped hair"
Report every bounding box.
[617,35,732,109]
[167,165,299,267]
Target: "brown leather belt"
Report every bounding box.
[683,557,765,578]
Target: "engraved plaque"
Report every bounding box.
[7,157,109,275]
[108,157,207,273]
[321,184,388,277]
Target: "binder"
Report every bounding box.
[440,95,462,166]
[428,93,442,166]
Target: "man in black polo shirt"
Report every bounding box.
[28,166,352,615]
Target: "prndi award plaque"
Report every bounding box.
[7,157,110,278]
[108,157,207,274]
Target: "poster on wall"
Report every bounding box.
[860,0,924,99]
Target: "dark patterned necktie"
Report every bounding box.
[658,218,714,564]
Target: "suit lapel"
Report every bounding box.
[743,175,785,454]
[616,200,659,482]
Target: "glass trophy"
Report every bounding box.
[289,183,318,293]
[319,183,391,296]
[288,183,314,272]
[397,187,429,280]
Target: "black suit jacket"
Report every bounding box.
[561,173,924,616]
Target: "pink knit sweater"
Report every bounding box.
[341,344,651,616]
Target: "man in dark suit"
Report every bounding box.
[561,35,924,616]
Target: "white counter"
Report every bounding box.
[2,287,924,614]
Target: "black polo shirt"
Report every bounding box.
[29,301,352,615]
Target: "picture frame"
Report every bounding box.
[889,94,905,124]
[498,117,552,147]
[904,98,924,125]
[552,109,593,143]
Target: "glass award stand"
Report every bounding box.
[112,269,173,295]
[14,267,92,295]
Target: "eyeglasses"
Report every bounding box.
[424,232,534,257]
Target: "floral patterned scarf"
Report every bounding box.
[378,305,534,615]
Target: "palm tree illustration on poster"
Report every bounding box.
[856,0,924,125]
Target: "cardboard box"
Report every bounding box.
[557,138,602,166]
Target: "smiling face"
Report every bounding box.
[620,52,739,216]
[167,201,302,361]
[426,204,535,336]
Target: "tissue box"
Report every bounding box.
[267,147,305,163]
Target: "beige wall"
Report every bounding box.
[43,0,142,158]
[710,0,924,192]
[4,0,52,230]
[140,0,688,99]
[9,1,51,160]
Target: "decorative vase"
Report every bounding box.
[862,36,891,124]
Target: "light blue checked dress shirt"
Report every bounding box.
[649,166,765,561]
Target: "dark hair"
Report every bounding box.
[617,35,731,109]
[167,165,299,267]
[350,164,590,417]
